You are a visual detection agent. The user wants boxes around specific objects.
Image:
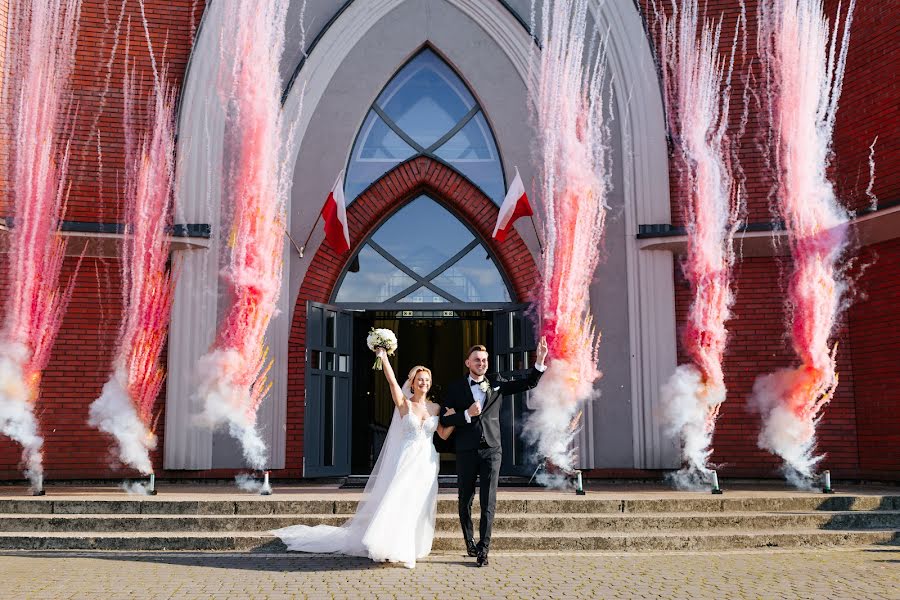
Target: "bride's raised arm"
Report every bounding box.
[375,347,407,410]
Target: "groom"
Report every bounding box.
[440,337,548,566]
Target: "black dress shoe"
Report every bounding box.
[476,549,489,567]
[466,539,478,557]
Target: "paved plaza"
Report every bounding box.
[0,547,896,600]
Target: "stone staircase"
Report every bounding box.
[0,493,897,552]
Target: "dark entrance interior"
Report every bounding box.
[304,302,536,478]
[350,310,491,475]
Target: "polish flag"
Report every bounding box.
[322,171,350,254]
[492,168,533,242]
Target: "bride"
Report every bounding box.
[273,347,455,568]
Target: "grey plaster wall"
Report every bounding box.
[584,94,635,469]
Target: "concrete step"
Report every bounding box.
[1,511,899,533]
[342,475,532,489]
[1,495,897,516]
[474,530,900,552]
[0,528,895,552]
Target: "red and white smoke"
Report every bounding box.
[88,6,176,485]
[654,1,745,490]
[525,0,610,487]
[0,0,81,492]
[193,0,294,471]
[751,0,855,488]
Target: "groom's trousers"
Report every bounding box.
[456,445,502,551]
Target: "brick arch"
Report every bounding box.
[284,156,539,473]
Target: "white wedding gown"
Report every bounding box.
[273,399,440,568]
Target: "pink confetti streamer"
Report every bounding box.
[193,0,294,471]
[88,10,176,478]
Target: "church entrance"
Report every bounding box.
[350,310,490,476]
[304,304,536,478]
[303,192,539,478]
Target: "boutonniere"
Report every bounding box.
[479,381,491,393]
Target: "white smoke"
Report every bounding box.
[524,360,594,489]
[750,368,824,489]
[0,343,44,491]
[660,364,726,490]
[122,480,153,495]
[235,472,271,493]
[88,366,156,475]
[193,348,268,470]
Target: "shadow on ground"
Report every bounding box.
[0,550,480,572]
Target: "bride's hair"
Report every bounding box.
[401,365,432,399]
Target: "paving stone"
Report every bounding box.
[0,548,896,599]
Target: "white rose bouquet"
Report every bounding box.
[366,328,398,370]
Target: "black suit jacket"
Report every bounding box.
[439,367,544,452]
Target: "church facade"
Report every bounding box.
[0,0,897,482]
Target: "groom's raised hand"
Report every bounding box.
[466,402,481,418]
[536,336,549,368]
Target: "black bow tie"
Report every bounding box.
[470,379,484,387]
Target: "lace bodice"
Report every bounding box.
[400,405,439,443]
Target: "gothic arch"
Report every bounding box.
[286,157,539,473]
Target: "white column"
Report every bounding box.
[591,0,679,469]
[164,3,223,470]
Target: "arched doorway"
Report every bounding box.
[291,157,540,478]
[294,47,542,479]
[326,195,524,478]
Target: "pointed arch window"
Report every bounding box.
[345,49,505,205]
[333,196,513,306]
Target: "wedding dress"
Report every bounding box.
[273,398,440,568]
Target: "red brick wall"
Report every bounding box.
[1,0,11,209]
[67,0,202,222]
[830,0,900,479]
[643,0,895,224]
[0,1,202,480]
[287,157,540,476]
[849,238,900,477]
[828,0,899,211]
[677,257,860,478]
[639,0,776,227]
[0,256,123,478]
[641,0,897,480]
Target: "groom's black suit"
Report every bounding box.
[440,366,544,553]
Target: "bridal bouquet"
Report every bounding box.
[367,328,398,370]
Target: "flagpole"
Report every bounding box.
[530,214,544,254]
[296,213,322,258]
[283,224,305,257]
